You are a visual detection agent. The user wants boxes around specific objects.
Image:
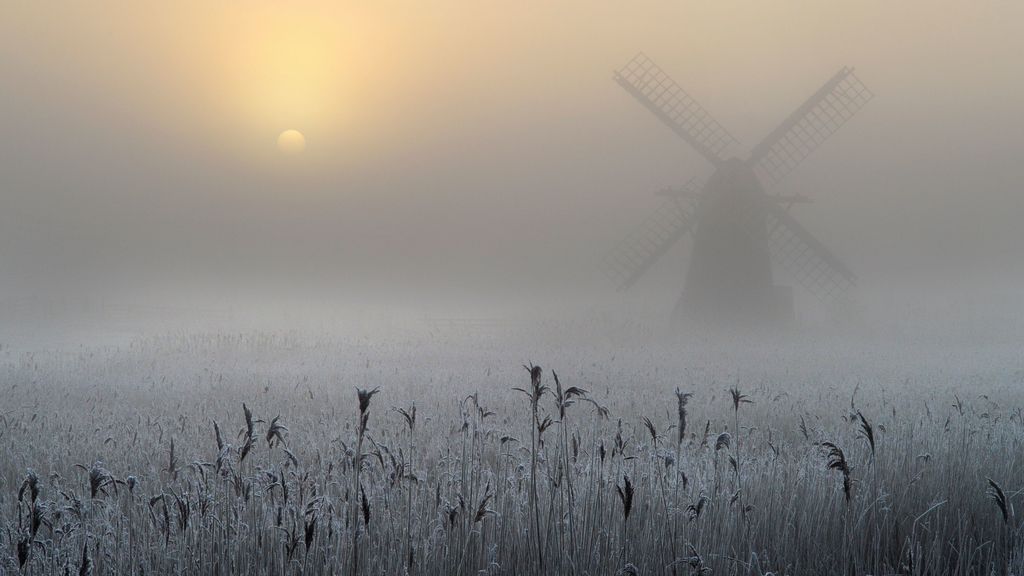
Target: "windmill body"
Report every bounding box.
[604,53,871,329]
[677,159,782,327]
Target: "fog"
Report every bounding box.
[3,2,1024,344]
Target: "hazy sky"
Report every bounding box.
[2,2,1023,318]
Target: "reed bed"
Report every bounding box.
[0,332,1022,574]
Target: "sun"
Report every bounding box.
[277,129,306,155]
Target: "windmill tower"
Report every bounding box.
[604,53,872,328]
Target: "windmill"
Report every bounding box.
[604,53,871,327]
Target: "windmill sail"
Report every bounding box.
[608,52,868,320]
[748,67,872,187]
[615,53,738,166]
[762,201,855,301]
[604,195,699,291]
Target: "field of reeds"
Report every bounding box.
[1,331,1022,575]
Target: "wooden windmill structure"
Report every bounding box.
[604,53,872,327]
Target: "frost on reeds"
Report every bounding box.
[821,441,852,502]
[675,388,692,446]
[987,477,1011,524]
[351,386,378,575]
[3,342,1023,575]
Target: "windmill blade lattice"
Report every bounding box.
[604,193,700,291]
[762,201,855,301]
[614,53,738,166]
[749,67,872,187]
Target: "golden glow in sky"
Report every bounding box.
[5,1,1022,172]
[1,3,426,166]
[219,9,348,151]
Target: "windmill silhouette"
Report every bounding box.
[604,53,872,327]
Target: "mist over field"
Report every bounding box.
[2,1,1024,345]
[3,2,1024,575]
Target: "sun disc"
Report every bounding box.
[277,129,306,155]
